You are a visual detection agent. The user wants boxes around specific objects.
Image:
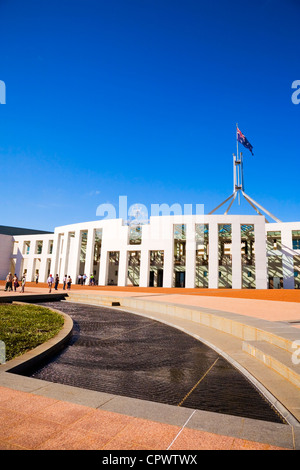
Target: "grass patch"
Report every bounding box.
[0,304,64,361]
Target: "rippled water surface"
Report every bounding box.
[25,301,284,423]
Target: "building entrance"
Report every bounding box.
[149,269,163,287]
[107,251,119,285]
[149,250,164,287]
[175,271,185,288]
[269,276,283,289]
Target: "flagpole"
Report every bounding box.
[236,123,240,204]
[236,123,239,162]
[210,125,281,221]
[234,123,237,193]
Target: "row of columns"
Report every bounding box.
[14,238,52,282]
[46,220,268,289]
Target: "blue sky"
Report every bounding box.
[0,0,299,231]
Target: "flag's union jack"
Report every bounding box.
[237,127,254,155]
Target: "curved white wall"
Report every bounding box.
[4,215,300,289]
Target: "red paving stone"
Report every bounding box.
[1,280,300,302]
[0,387,290,450]
[0,285,297,450]
[1,283,300,323]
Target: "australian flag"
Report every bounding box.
[237,127,254,155]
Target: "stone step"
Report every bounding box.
[242,340,300,389]
[65,293,120,307]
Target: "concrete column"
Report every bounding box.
[59,232,70,280]
[39,241,49,282]
[209,222,219,288]
[0,235,13,280]
[232,221,242,289]
[26,257,35,282]
[163,244,173,288]
[139,249,150,287]
[15,241,24,278]
[50,233,61,279]
[84,228,95,280]
[281,228,294,289]
[98,249,108,286]
[186,223,196,288]
[118,250,128,286]
[26,240,36,282]
[254,222,268,289]
[163,222,174,288]
[69,230,82,285]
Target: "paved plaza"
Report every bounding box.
[0,283,300,450]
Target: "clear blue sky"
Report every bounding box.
[0,0,299,231]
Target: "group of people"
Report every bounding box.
[48,273,96,292]
[4,272,26,293]
[4,272,96,294]
[47,274,72,293]
[78,273,96,285]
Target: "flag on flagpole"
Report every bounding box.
[237,127,254,155]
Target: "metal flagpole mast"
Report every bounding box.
[236,123,239,166]
[209,123,282,222]
[236,123,241,204]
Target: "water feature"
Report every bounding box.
[25,301,285,423]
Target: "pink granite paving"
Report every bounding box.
[137,293,300,323]
[1,283,300,322]
[0,387,289,450]
[2,285,300,323]
[0,286,298,450]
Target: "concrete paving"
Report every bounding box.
[0,284,300,450]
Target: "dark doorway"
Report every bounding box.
[175,271,185,288]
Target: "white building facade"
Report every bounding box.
[2,214,300,289]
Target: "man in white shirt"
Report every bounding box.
[47,274,54,293]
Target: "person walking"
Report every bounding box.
[54,274,59,290]
[20,274,26,293]
[13,274,19,292]
[4,272,13,292]
[67,276,72,290]
[47,274,54,293]
[63,275,67,290]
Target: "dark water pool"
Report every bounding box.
[24,301,284,423]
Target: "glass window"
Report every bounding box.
[23,241,30,255]
[195,224,209,288]
[293,239,300,250]
[267,231,281,251]
[241,224,255,289]
[218,224,232,288]
[174,224,186,287]
[129,225,142,245]
[292,231,300,250]
[127,251,141,286]
[48,240,54,254]
[36,241,43,255]
[149,251,164,287]
[294,255,300,289]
